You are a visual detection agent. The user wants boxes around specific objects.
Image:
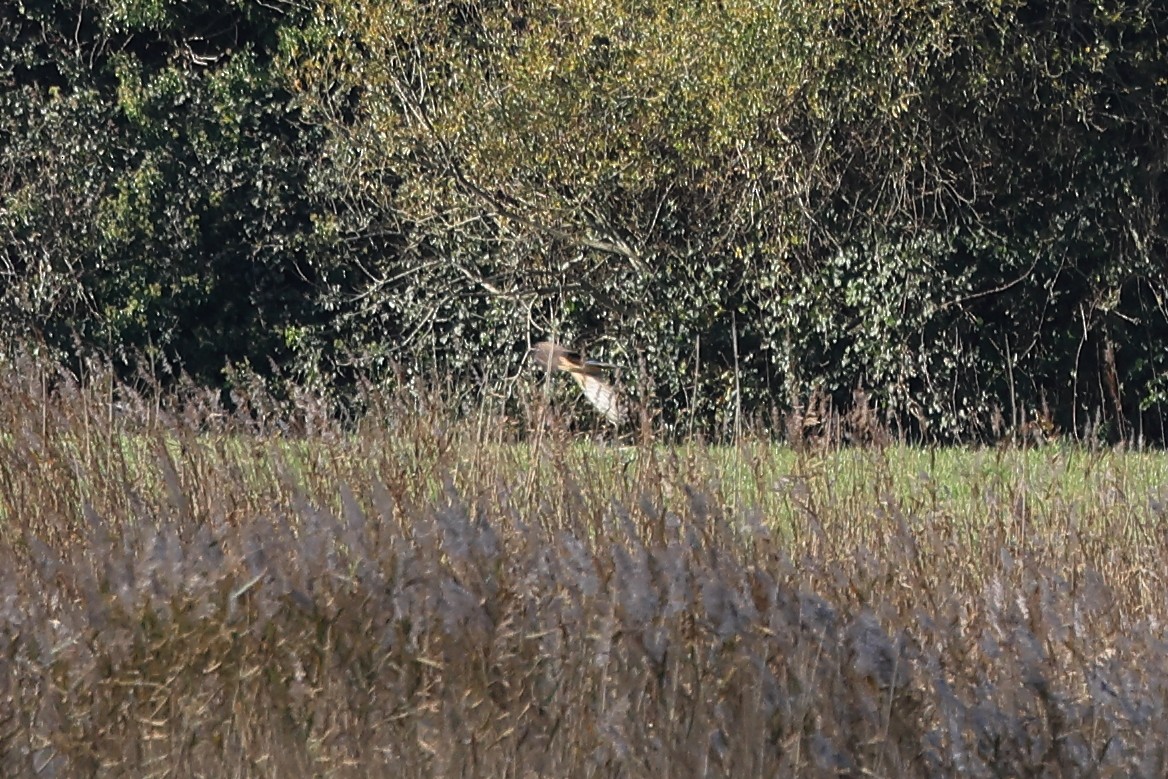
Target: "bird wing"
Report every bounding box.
[529,341,558,371]
[530,341,583,372]
[530,340,623,425]
[571,371,623,426]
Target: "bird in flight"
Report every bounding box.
[530,341,623,425]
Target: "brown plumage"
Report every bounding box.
[530,341,623,425]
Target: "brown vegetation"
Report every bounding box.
[1,355,1166,776]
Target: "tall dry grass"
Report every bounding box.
[1,353,1167,777]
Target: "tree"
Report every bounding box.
[1,0,332,386]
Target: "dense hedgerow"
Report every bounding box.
[4,1,1167,440]
[2,356,1168,776]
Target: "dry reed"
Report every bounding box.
[0,353,1166,777]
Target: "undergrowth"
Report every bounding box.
[1,356,1167,777]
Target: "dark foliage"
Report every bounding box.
[0,1,333,385]
[2,0,1166,441]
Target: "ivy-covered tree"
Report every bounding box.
[0,0,334,385]
[3,0,1165,441]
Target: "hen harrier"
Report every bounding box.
[530,341,623,425]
